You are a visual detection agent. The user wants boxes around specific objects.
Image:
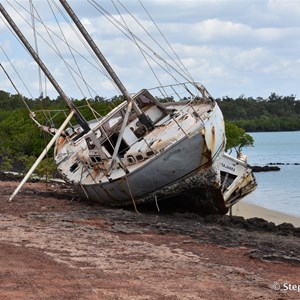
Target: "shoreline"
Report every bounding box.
[230,201,300,227]
[1,176,299,227]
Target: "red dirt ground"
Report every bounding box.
[0,181,299,299]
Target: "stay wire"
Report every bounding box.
[120,0,198,97]
[29,0,43,97]
[0,62,32,111]
[0,16,35,99]
[48,0,99,120]
[89,0,196,93]
[49,0,120,97]
[89,0,184,95]
[112,0,168,99]
[7,1,106,100]
[117,0,192,87]
[7,0,116,97]
[0,45,34,104]
[138,0,195,82]
[32,1,88,100]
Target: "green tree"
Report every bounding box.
[225,121,254,155]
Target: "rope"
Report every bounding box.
[125,174,140,214]
[154,195,160,212]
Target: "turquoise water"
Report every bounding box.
[241,131,300,217]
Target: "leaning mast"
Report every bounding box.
[59,0,153,130]
[0,3,91,133]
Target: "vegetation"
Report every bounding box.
[216,93,300,132]
[0,90,123,175]
[225,121,254,155]
[1,90,299,175]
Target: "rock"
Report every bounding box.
[251,165,280,172]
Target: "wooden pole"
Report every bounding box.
[8,111,74,202]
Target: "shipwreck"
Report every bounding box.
[0,0,256,214]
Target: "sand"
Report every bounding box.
[230,201,300,227]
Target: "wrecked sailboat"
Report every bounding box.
[1,0,256,214]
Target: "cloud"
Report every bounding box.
[1,0,300,100]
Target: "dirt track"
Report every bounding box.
[0,180,300,299]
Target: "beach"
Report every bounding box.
[231,201,300,227]
[0,180,299,299]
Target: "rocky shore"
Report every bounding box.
[0,178,299,299]
[250,161,300,172]
[251,165,281,172]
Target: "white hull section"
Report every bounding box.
[220,153,257,207]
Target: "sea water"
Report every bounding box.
[241,131,300,217]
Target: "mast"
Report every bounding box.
[59,0,153,130]
[0,3,91,133]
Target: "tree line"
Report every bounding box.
[2,90,299,131]
[216,93,300,132]
[0,90,124,174]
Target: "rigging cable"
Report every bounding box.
[116,0,193,93]
[120,0,199,98]
[49,0,123,96]
[112,0,168,99]
[0,62,31,111]
[48,0,93,99]
[8,0,115,98]
[0,60,53,131]
[29,0,43,98]
[31,2,88,100]
[88,0,197,94]
[138,0,195,82]
[48,0,99,121]
[0,43,34,100]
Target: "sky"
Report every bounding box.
[1,0,300,101]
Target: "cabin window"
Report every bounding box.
[136,154,144,161]
[102,110,124,134]
[136,94,152,108]
[127,155,136,164]
[102,133,128,158]
[90,156,102,164]
[220,171,237,189]
[146,150,154,157]
[70,162,79,173]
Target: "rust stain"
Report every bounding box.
[210,126,215,155]
[201,127,212,163]
[55,136,65,154]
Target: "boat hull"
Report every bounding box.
[74,125,227,214]
[220,153,257,207]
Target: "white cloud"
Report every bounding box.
[1,0,300,100]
